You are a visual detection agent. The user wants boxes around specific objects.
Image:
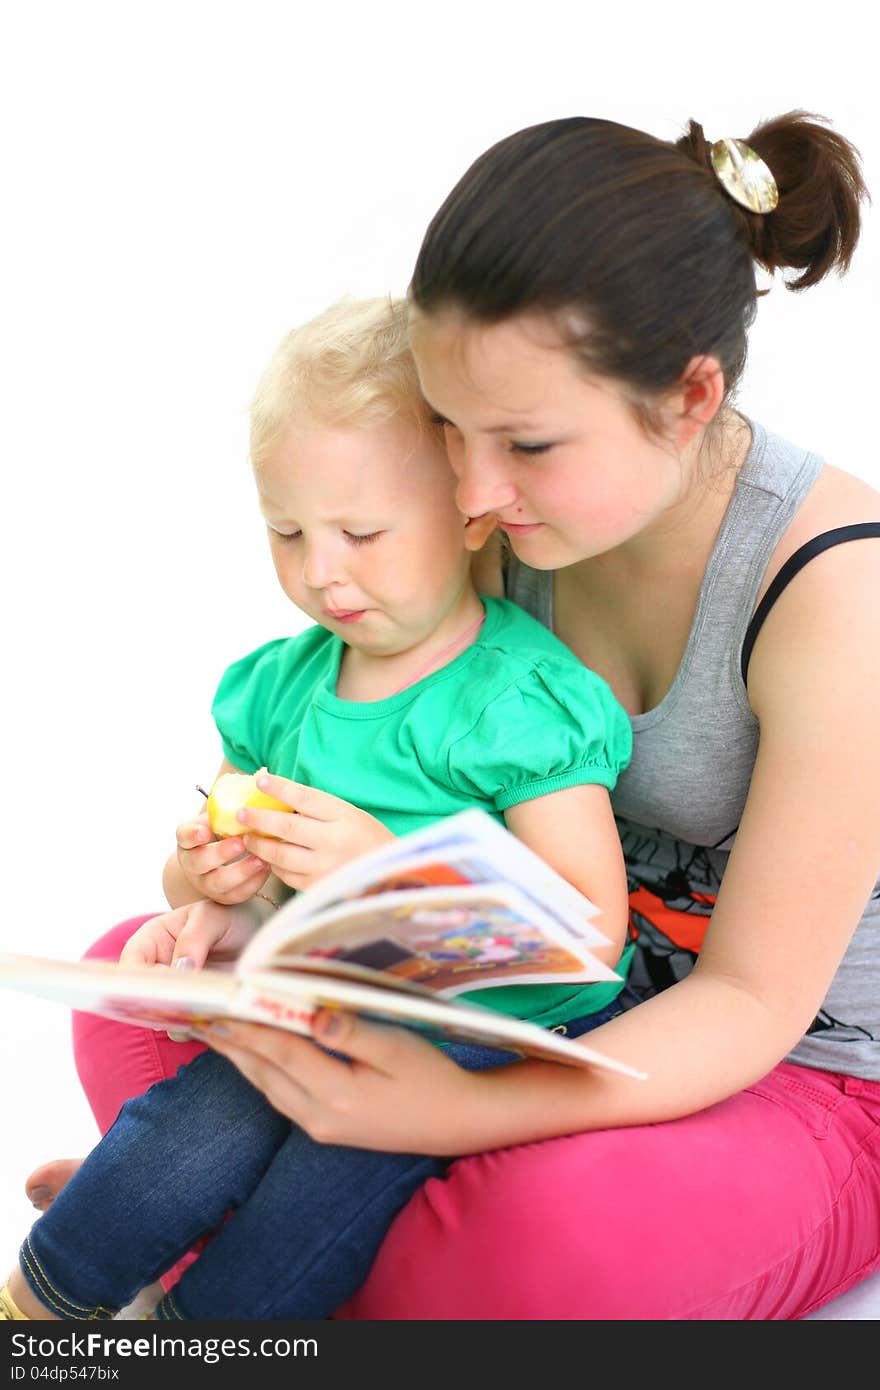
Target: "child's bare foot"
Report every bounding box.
[25,1159,84,1211]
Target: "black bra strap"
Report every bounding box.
[741,523,880,686]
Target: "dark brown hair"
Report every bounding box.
[409,112,868,408]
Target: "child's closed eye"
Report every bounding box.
[270,529,382,546]
[510,441,554,456]
[344,531,383,546]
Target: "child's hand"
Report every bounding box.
[232,773,396,891]
[174,811,273,905]
[120,900,260,971]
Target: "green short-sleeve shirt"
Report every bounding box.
[212,597,633,1025]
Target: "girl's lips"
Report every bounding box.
[495,520,544,536]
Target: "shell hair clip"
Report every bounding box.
[710,137,779,214]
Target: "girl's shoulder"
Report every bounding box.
[746,458,880,720]
[758,460,880,605]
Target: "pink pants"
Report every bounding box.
[74,916,880,1319]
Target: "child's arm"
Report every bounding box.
[504,785,628,967]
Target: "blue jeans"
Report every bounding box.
[21,1001,622,1319]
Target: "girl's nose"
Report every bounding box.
[452,442,519,518]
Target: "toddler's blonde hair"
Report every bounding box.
[249,296,431,467]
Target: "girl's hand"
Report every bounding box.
[233,774,396,891]
[174,811,273,905]
[120,899,262,971]
[195,1011,489,1156]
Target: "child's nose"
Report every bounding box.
[301,540,344,589]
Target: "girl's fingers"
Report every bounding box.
[206,1013,407,1087]
[232,1019,350,1083]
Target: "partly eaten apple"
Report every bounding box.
[205,768,292,838]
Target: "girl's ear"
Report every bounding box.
[665,354,726,451]
[463,513,498,552]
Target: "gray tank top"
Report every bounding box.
[505,418,880,1079]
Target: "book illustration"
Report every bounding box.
[350,851,606,946]
[269,885,618,995]
[243,809,608,964]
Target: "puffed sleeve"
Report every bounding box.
[210,638,289,772]
[444,657,632,811]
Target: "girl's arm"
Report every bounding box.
[200,538,880,1154]
[504,785,629,967]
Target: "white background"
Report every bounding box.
[1,2,878,1316]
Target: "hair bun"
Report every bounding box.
[679,111,868,290]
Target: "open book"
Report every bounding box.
[0,809,645,1080]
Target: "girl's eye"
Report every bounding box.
[511,441,553,456]
[432,412,550,456]
[344,531,383,546]
[272,529,302,542]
